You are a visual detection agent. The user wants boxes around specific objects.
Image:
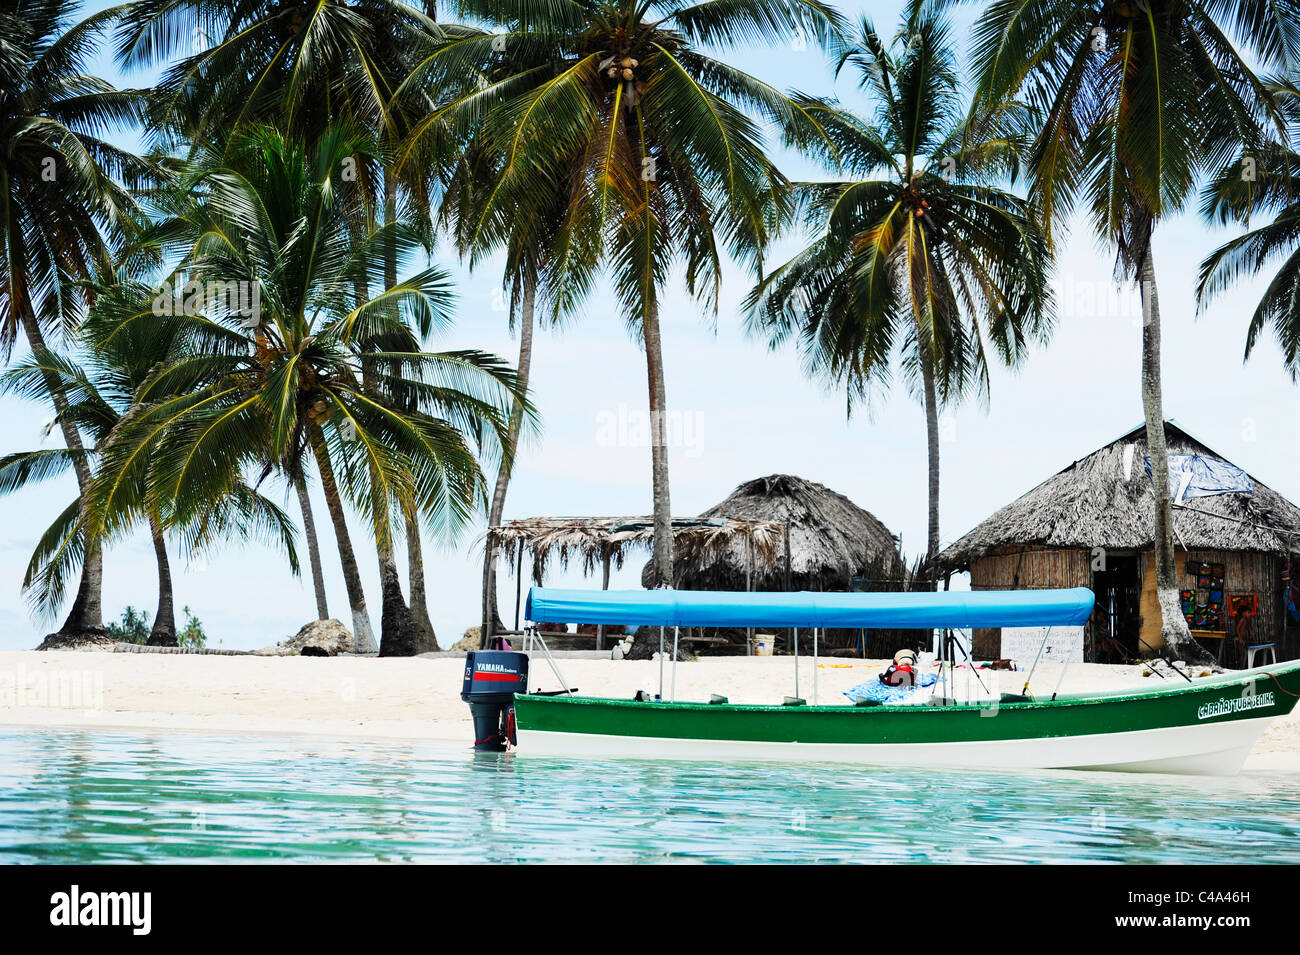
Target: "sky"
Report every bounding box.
[1,1,1298,650]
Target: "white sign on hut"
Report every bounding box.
[1002,626,1084,664]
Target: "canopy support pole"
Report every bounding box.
[1022,626,1053,698]
[1051,656,1073,701]
[813,627,819,705]
[793,627,799,700]
[529,626,572,695]
[945,630,953,705]
[951,630,989,695]
[671,627,679,701]
[965,634,971,704]
[658,626,665,700]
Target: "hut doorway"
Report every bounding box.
[1092,556,1141,663]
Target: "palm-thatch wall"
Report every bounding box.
[937,422,1300,661]
[490,516,784,584]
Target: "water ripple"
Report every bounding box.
[2,726,1299,863]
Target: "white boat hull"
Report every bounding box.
[516,714,1275,775]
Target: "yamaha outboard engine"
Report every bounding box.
[461,650,529,751]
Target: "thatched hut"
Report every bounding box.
[936,422,1300,663]
[644,474,907,592]
[642,475,910,654]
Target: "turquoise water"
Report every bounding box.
[3,725,1300,863]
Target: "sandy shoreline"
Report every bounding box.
[2,650,1298,771]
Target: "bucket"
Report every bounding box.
[753,633,776,656]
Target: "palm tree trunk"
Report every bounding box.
[644,295,675,588]
[370,167,432,656]
[16,311,104,635]
[360,440,423,655]
[404,502,438,649]
[147,512,177,646]
[1139,246,1214,666]
[481,271,535,646]
[307,424,378,653]
[911,311,941,655]
[295,476,329,620]
[911,313,941,588]
[377,533,431,656]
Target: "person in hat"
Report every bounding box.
[879,648,918,687]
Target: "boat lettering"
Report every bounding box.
[1196,692,1275,720]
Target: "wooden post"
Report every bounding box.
[747,530,755,655]
[783,522,792,590]
[597,549,611,651]
[484,532,496,644]
[513,545,524,633]
[784,522,793,659]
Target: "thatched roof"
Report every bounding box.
[937,421,1300,571]
[489,516,783,584]
[642,474,907,591]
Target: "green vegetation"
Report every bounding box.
[105,607,151,644]
[108,605,207,647]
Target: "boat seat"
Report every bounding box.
[1247,644,1277,668]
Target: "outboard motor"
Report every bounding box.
[461,650,529,751]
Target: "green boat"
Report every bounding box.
[512,587,1300,775]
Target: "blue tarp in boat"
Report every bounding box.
[524,587,1095,629]
[844,673,939,704]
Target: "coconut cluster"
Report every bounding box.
[606,55,639,81]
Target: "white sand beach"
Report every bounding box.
[2,651,1298,771]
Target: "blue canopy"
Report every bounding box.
[525,587,1095,629]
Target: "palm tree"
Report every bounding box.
[116,0,454,646]
[401,0,845,587]
[1197,82,1300,375]
[0,0,150,643]
[115,0,442,154]
[86,126,522,655]
[293,470,331,620]
[748,9,1053,584]
[0,330,299,644]
[430,112,559,640]
[966,0,1293,662]
[475,262,540,641]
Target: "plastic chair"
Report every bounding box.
[1246,643,1277,668]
